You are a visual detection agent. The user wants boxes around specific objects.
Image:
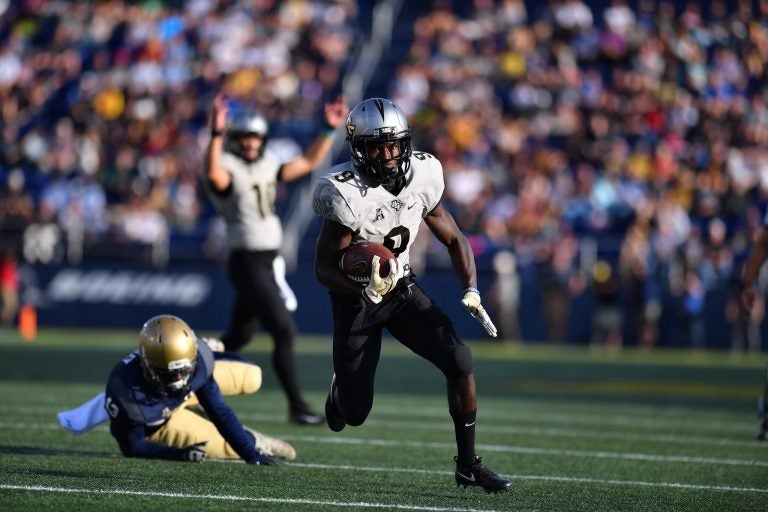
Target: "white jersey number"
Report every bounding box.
[383,226,410,255]
[105,396,119,419]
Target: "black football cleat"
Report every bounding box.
[325,374,346,432]
[758,396,767,441]
[454,456,512,494]
[289,409,324,426]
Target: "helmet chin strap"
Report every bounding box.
[381,166,408,194]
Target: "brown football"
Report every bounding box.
[340,242,395,283]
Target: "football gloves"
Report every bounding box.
[362,256,401,304]
[248,453,281,466]
[460,288,498,338]
[182,441,207,462]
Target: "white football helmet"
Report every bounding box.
[226,110,269,161]
[138,315,198,396]
[346,98,412,184]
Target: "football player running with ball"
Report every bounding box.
[312,98,511,493]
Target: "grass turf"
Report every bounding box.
[0,328,766,511]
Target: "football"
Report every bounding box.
[340,241,395,283]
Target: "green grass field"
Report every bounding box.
[1,328,767,511]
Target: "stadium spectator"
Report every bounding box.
[63,314,297,463]
[4,0,768,349]
[201,92,349,425]
[0,248,19,327]
[590,260,623,349]
[737,223,768,440]
[0,0,357,260]
[0,169,34,250]
[313,97,511,493]
[391,0,768,349]
[618,221,659,347]
[487,249,521,340]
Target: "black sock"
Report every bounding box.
[450,410,477,464]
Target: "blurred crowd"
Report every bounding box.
[1,0,768,350]
[0,0,357,263]
[395,0,768,350]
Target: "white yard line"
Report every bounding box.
[341,418,763,449]
[0,484,528,512]
[370,404,750,433]
[2,461,767,499]
[2,403,752,435]
[289,462,768,493]
[0,406,756,450]
[283,435,768,467]
[1,420,766,468]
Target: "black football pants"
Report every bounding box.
[329,278,473,426]
[221,249,306,412]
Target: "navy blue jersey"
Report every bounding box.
[105,341,259,463]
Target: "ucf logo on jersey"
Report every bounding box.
[312,152,446,274]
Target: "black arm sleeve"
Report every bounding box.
[196,376,260,463]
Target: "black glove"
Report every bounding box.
[247,452,281,466]
[182,441,207,462]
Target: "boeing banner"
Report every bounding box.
[26,262,234,331]
[18,259,740,346]
[22,260,496,338]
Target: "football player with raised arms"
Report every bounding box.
[202,93,349,425]
[312,98,511,493]
[104,315,295,464]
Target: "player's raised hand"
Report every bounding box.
[460,288,498,338]
[323,96,350,129]
[211,93,229,133]
[182,441,208,462]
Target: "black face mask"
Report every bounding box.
[352,137,412,185]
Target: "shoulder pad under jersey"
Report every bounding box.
[407,152,445,213]
[312,166,373,231]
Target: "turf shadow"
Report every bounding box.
[0,444,115,459]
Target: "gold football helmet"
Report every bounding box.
[138,315,198,395]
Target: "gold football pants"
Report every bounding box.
[147,360,262,459]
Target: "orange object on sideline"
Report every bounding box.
[19,304,37,341]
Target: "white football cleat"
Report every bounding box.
[243,426,296,461]
[200,336,225,352]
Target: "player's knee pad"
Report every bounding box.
[241,364,262,394]
[214,361,262,395]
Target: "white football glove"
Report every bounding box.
[182,441,208,462]
[199,336,225,352]
[362,256,401,304]
[460,288,498,338]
